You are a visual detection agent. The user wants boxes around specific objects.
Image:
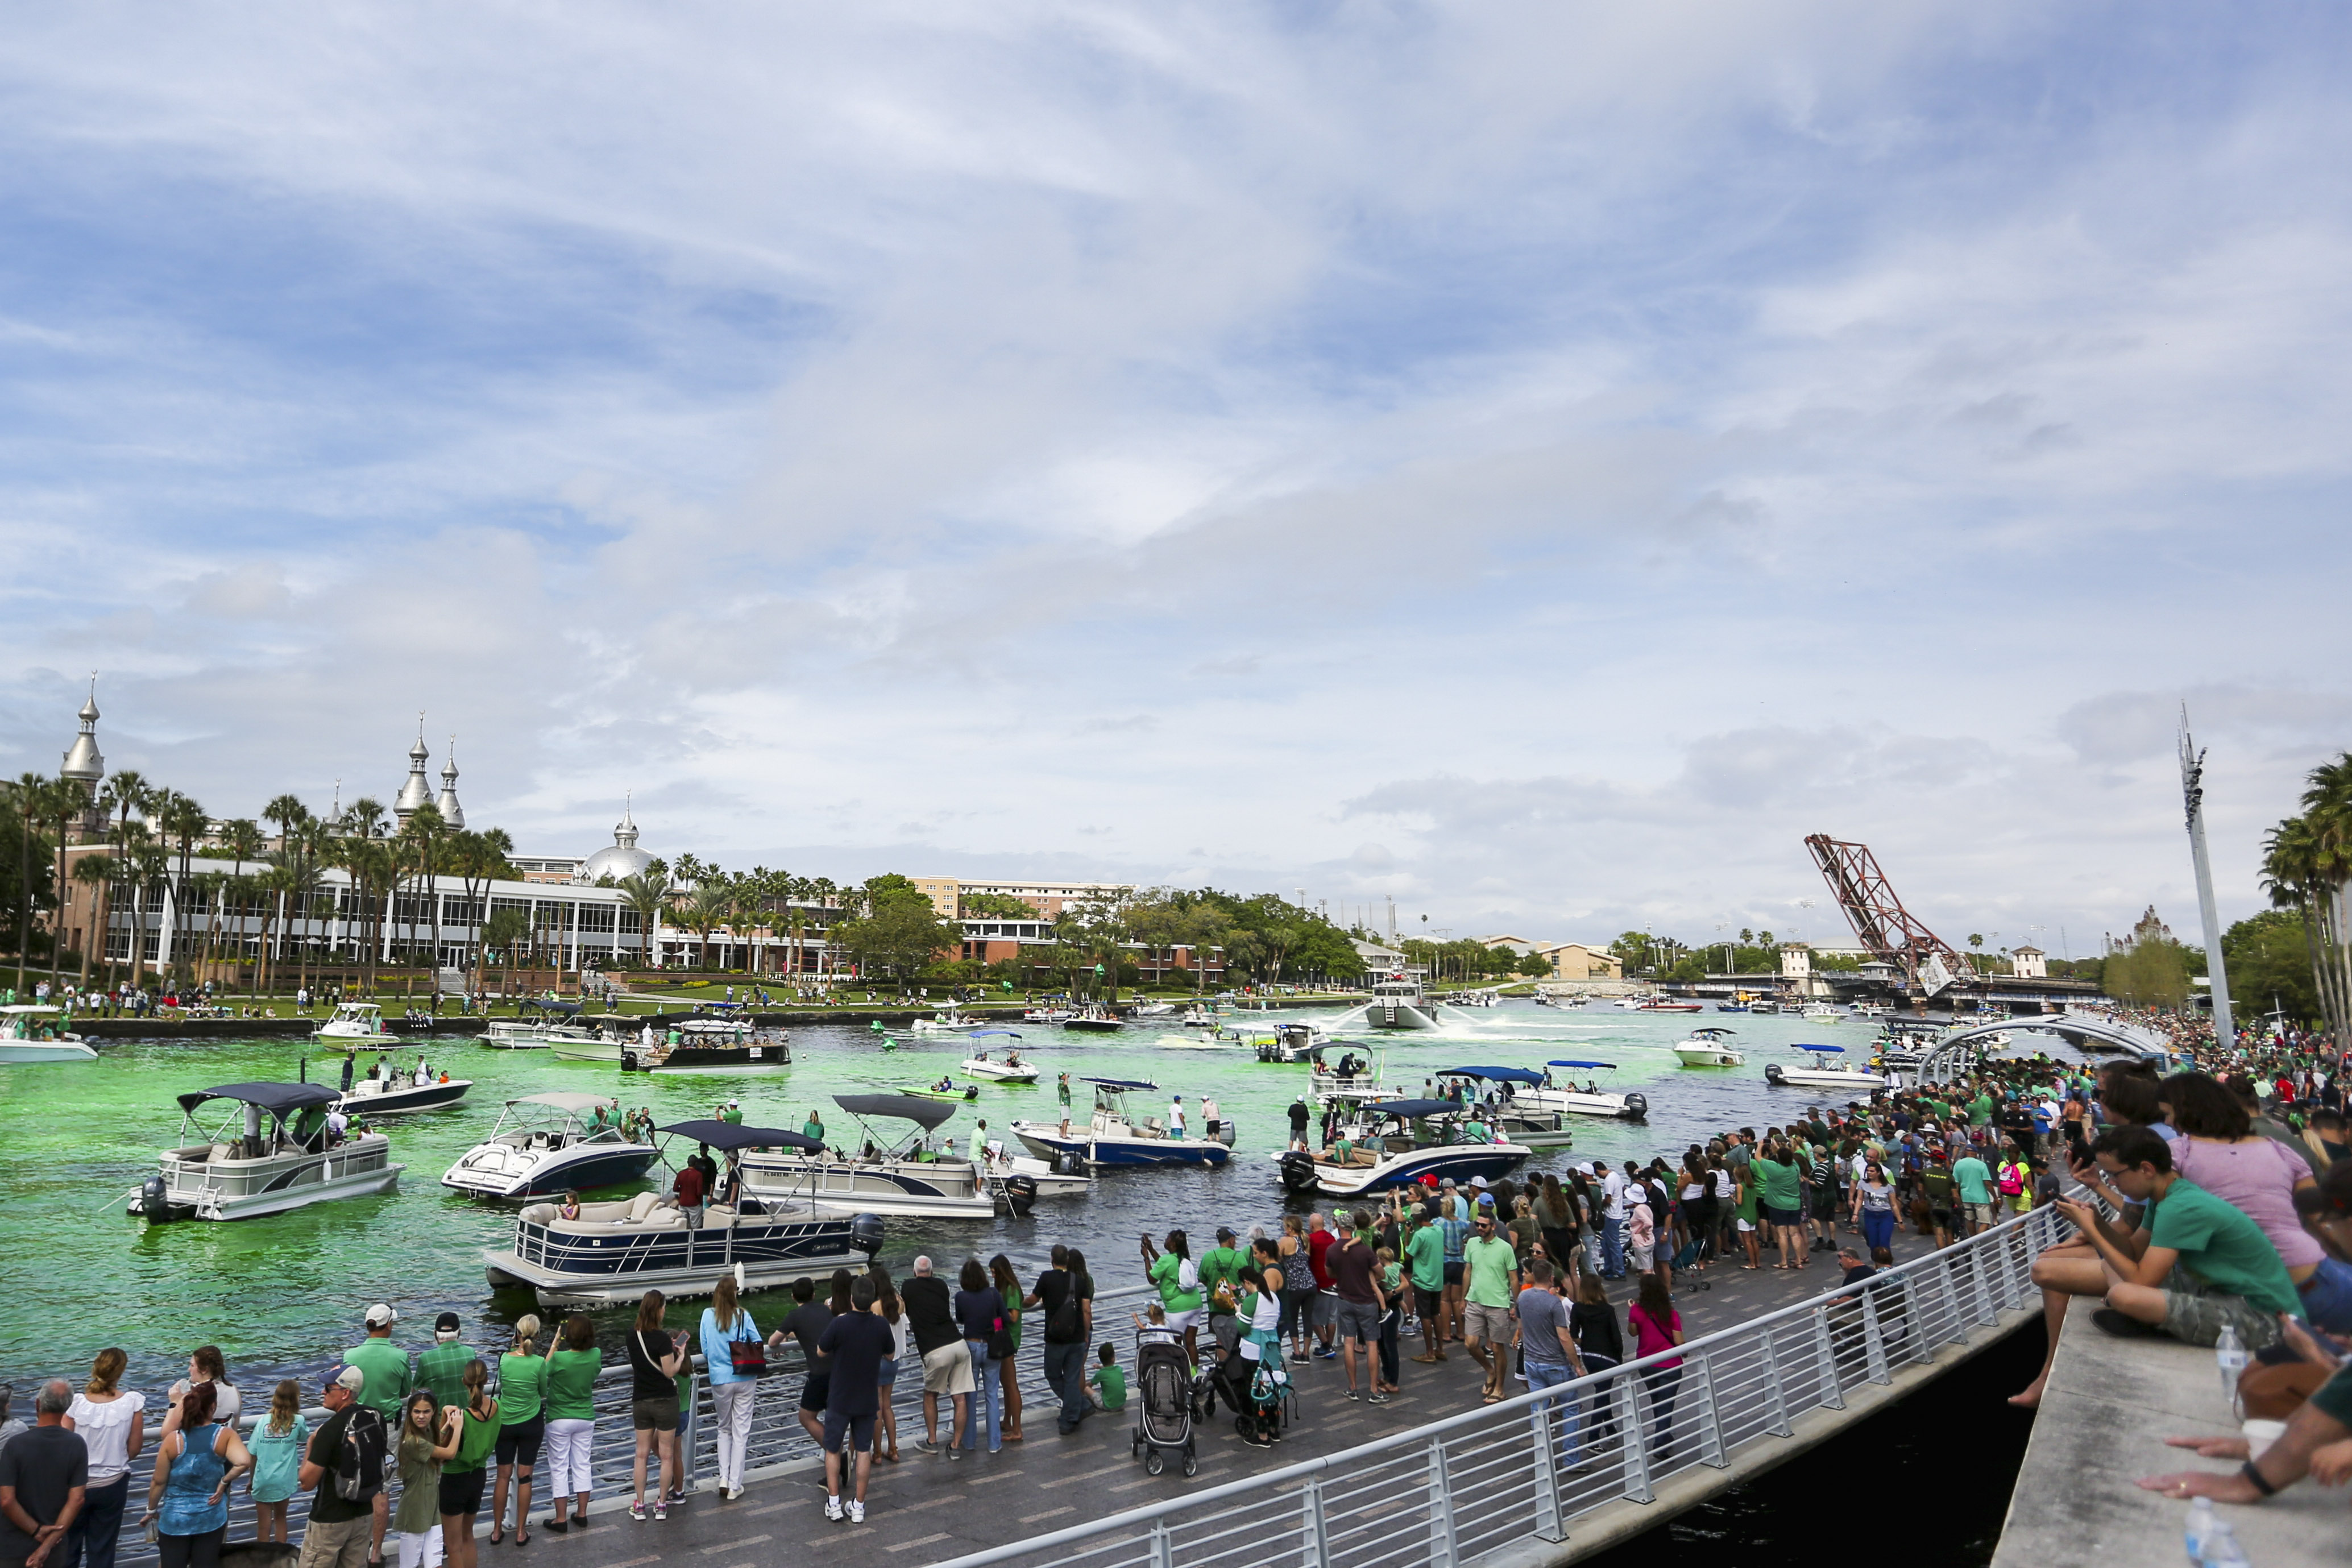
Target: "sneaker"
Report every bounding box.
[653,1504,667,1523]
[945,1444,964,1461]
[848,1501,865,1525]
[1345,1389,1360,1401]
[1288,1352,1310,1363]
[824,1497,844,1523]
[1368,1392,1390,1405]
[914,1437,939,1454]
[628,1503,645,1523]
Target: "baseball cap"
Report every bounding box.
[1215,1226,1236,1242]
[1440,1177,1457,1188]
[325,1364,366,1393]
[1470,1175,1489,1189]
[433,1312,460,1338]
[364,1303,397,1328]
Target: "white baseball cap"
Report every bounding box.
[363,1303,397,1328]
[1470,1175,1489,1188]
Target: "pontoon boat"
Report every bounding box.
[132,1082,401,1222]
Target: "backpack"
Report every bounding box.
[1997,1163,2025,1197]
[335,1407,389,1503]
[1176,1256,1199,1294]
[1044,1274,1084,1344]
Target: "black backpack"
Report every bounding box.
[1043,1273,1084,1343]
[335,1407,389,1503]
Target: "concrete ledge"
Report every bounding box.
[1481,1302,2040,1568]
[1990,1297,2339,1568]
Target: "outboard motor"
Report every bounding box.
[1217,1119,1238,1148]
[1005,1174,1039,1218]
[1620,1093,1649,1123]
[1053,1148,1084,1177]
[1277,1150,1318,1194]
[138,1173,173,1223]
[848,1212,886,1257]
[1764,1063,1787,1086]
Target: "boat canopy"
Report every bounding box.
[1084,1077,1160,1091]
[1548,1060,1617,1071]
[177,1082,341,1116]
[1362,1098,1468,1119]
[0,1005,61,1014]
[966,1028,1022,1039]
[1689,1027,1736,1039]
[656,1119,823,1153]
[1792,1043,1847,1053]
[1435,1065,1545,1085]
[507,1092,615,1114]
[833,1093,956,1133]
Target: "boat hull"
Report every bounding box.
[486,1209,881,1305]
[623,1043,791,1073]
[135,1149,405,1222]
[1764,1064,1888,1090]
[0,1040,98,1064]
[439,1144,661,1199]
[736,1156,997,1220]
[1008,1126,1230,1167]
[960,1063,1040,1082]
[1672,1047,1744,1068]
[336,1078,472,1115]
[1277,1143,1530,1198]
[1364,1002,1439,1030]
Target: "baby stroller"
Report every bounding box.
[1234,1351,1296,1447]
[1130,1331,1198,1476]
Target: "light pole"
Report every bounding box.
[2179,708,2237,1046]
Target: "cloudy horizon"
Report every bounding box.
[3,2,2347,953]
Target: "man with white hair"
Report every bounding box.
[899,1257,972,1458]
[0,1381,84,1568]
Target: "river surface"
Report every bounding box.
[1,1000,1953,1389]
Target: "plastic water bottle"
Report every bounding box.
[2201,1519,2250,1567]
[2183,1495,2213,1566]
[2215,1323,2247,1414]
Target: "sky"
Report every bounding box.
[2,2,2349,954]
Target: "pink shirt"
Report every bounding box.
[2168,1136,2322,1270]
[1628,1304,1682,1369]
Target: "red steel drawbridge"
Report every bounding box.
[1803,833,1974,994]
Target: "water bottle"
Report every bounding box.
[2215,1323,2247,1415]
[2183,1495,2213,1566]
[2200,1519,2249,1567]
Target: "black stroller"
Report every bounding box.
[1129,1330,1198,1476]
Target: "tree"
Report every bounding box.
[2223,909,2322,1027]
[834,890,962,987]
[9,774,52,991]
[43,777,79,989]
[451,829,517,981]
[72,854,114,989]
[616,867,672,970]
[960,891,1040,919]
[157,791,210,979]
[682,882,731,969]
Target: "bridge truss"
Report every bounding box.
[1803,833,1976,994]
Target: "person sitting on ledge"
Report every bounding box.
[2139,1316,2352,1503]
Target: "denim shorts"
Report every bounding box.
[2299,1255,2352,1336]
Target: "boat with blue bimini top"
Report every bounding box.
[440,1092,661,1198]
[1429,1066,1574,1148]
[623,1017,791,1074]
[1276,1098,1531,1198]
[1009,1078,1237,1168]
[131,1082,402,1222]
[483,1118,883,1306]
[1765,1043,1889,1092]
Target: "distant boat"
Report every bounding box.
[1765,1044,1889,1092]
[0,1006,94,1064]
[1060,1005,1125,1033]
[1672,1027,1744,1068]
[1636,998,1703,1014]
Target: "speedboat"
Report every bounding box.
[907,1079,982,1102]
[960,1041,1040,1082]
[0,1005,95,1063]
[131,1082,401,1222]
[1363,973,1440,1030]
[1061,1005,1125,1033]
[910,1003,986,1035]
[1748,999,1783,1015]
[1129,1001,1175,1018]
[1672,1027,1745,1068]
[546,1024,628,1061]
[1243,1019,1332,1061]
[1022,1003,1073,1023]
[482,1020,554,1049]
[441,1092,659,1197]
[1010,1078,1236,1167]
[1180,1004,1217,1028]
[333,1060,472,1114]
[1307,1043,1386,1102]
[483,1119,883,1305]
[1636,998,1703,1013]
[314,1002,393,1041]
[1441,989,1500,1009]
[1800,1003,1843,1023]
[1428,1067,1574,1148]
[1523,1060,1649,1122]
[1276,1099,1530,1198]
[1765,1044,1889,1092]
[623,1018,791,1073]
[736,1093,1046,1219]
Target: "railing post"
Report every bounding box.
[1758,1326,1792,1438]
[1687,1347,1729,1469]
[1933,1252,1967,1347]
[1614,1374,1653,1503]
[1425,1437,1458,1568]
[1529,1387,1567,1543]
[1967,1240,1996,1326]
[683,1366,704,1486]
[1811,1306,1844,1411]
[1301,1475,1331,1567]
[1858,1288,1891,1386]
[1151,1519,1177,1568]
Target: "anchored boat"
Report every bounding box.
[959,1041,1040,1082]
[733,1093,1036,1219]
[1526,1060,1649,1122]
[1764,1043,1889,1092]
[440,1092,659,1198]
[1428,1067,1574,1148]
[314,1002,395,1040]
[1671,1027,1745,1068]
[1277,1098,1531,1198]
[132,1082,401,1222]
[1060,1004,1125,1033]
[483,1120,882,1306]
[0,1005,95,1063]
[1009,1077,1236,1167]
[623,1018,791,1074]
[332,1064,472,1115]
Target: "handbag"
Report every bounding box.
[728,1323,768,1378]
[987,1311,1017,1360]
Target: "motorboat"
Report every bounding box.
[1672,1027,1745,1068]
[623,1018,792,1073]
[314,1002,393,1041]
[482,1020,554,1049]
[1525,1060,1649,1122]
[1010,1078,1237,1168]
[1612,998,1645,1010]
[1749,999,1783,1015]
[1180,1004,1217,1028]
[1441,989,1500,1009]
[0,1006,95,1063]
[483,1119,882,1305]
[737,1093,1080,1219]
[1363,972,1440,1030]
[547,1024,629,1062]
[441,1092,659,1197]
[906,1078,983,1102]
[1022,1003,1074,1023]
[1129,1001,1176,1018]
[331,1059,472,1115]
[1428,1067,1574,1148]
[910,1003,987,1035]
[1635,998,1703,1013]
[1852,1001,1893,1019]
[1800,1003,1844,1023]
[1243,1019,1332,1061]
[1277,1098,1531,1198]
[131,1082,401,1222]
[1306,1043,1386,1102]
[960,1043,1040,1083]
[1060,1004,1125,1033]
[1715,1002,1750,1014]
[1765,1044,1889,1092]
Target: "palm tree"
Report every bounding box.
[683,882,730,970]
[397,803,449,980]
[617,868,673,972]
[43,776,81,990]
[157,791,210,981]
[450,828,516,986]
[72,854,114,989]
[10,773,48,992]
[127,833,169,986]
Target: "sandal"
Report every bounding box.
[516,1526,530,1548]
[489,1526,504,1546]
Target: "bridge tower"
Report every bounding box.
[1802,834,1974,995]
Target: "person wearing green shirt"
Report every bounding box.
[542,1315,602,1530]
[1968,1091,1996,1128]
[1086,1346,1126,1412]
[801,1109,823,1141]
[720,1100,744,1126]
[1401,1202,1446,1363]
[1196,1228,1248,1320]
[346,1304,413,1420]
[1750,1148,1805,1271]
[1951,1151,1996,1235]
[414,1312,475,1404]
[1460,1206,1521,1401]
[490,1318,550,1545]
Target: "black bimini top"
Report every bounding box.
[178,1082,342,1117]
[1360,1098,1467,1120]
[656,1119,823,1153]
[833,1094,956,1133]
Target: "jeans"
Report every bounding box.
[1601,1216,1625,1277]
[711,1381,756,1490]
[1861,1208,1895,1255]
[960,1341,1001,1451]
[1642,1366,1683,1458]
[1377,1306,1401,1386]
[2301,1255,2352,1335]
[1582,1230,1603,1279]
[65,1474,130,1568]
[1524,1361,1581,1465]
[1042,1339,1089,1430]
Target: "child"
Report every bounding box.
[1627,1197,1655,1275]
[248,1379,306,1542]
[1086,1343,1127,1412]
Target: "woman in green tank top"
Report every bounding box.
[490,1317,548,1545]
[438,1360,499,1568]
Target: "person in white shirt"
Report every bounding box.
[1600,1167,1629,1279]
[1168,1096,1187,1139]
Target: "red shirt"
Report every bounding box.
[1308,1227,1336,1289]
[674,1165,705,1205]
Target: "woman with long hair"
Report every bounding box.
[952,1258,1006,1455]
[2162,1070,2352,1331]
[869,1262,905,1463]
[1628,1272,1685,1462]
[989,1256,1026,1441]
[140,1380,251,1568]
[625,1292,686,1520]
[394,1391,458,1568]
[437,1360,498,1568]
[488,1316,546,1545]
[63,1347,145,1568]
[1536,1174,1579,1276]
[700,1275,762,1500]
[1276,1215,1317,1362]
[1851,1159,1899,1258]
[244,1381,303,1546]
[542,1314,601,1528]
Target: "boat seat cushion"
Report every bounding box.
[638,1208,685,1230]
[210,1143,239,1164]
[518,1202,557,1225]
[626,1191,661,1221]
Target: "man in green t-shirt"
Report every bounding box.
[1459,1205,1521,1401]
[1401,1200,1446,1363]
[413,1311,474,1403]
[343,1304,412,1421]
[1196,1227,1248,1321]
[1951,1150,1996,1236]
